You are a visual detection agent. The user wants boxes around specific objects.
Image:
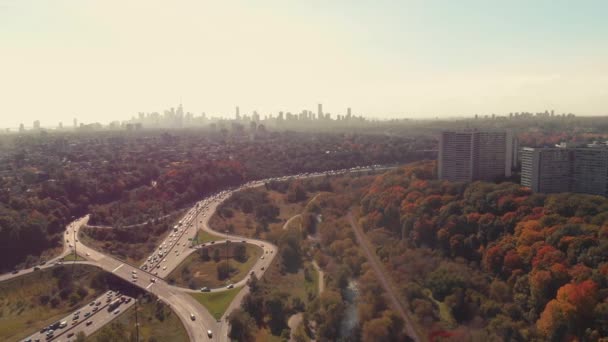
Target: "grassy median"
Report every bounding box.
[168,243,262,289]
[189,286,243,320]
[86,294,188,342]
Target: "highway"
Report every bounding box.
[24,291,135,342]
[3,165,393,342]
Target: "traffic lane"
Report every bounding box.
[25,292,134,342]
[72,298,135,339]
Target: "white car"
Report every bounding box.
[207,330,213,338]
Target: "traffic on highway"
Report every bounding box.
[5,165,390,342]
[23,291,135,342]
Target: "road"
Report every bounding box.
[24,291,135,342]
[0,216,89,283]
[347,212,421,342]
[3,165,395,342]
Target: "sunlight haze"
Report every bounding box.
[1,0,607,127]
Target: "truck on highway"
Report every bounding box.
[108,298,121,312]
[59,321,67,329]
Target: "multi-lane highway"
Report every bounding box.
[4,165,393,342]
[24,291,135,342]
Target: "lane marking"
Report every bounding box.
[112,264,124,273]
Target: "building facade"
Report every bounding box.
[520,146,608,196]
[438,130,514,182]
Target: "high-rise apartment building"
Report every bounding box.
[521,146,608,196]
[438,130,514,182]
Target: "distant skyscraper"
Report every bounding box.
[236,106,240,120]
[438,130,514,182]
[33,120,40,130]
[19,123,25,132]
[317,103,323,118]
[73,118,77,128]
[347,107,352,118]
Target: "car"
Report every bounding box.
[132,278,137,282]
[96,301,101,306]
[86,252,90,256]
[90,301,95,306]
[34,266,40,271]
[40,260,46,265]
[242,240,246,243]
[207,330,213,338]
[113,309,120,315]
[227,284,234,289]
[200,287,210,292]
[86,320,93,326]
[92,306,98,312]
[72,315,79,321]
[250,271,255,276]
[84,312,91,317]
[67,332,74,338]
[150,278,156,283]
[162,266,167,270]
[261,256,265,260]
[11,269,19,274]
[261,266,265,270]
[190,313,196,320]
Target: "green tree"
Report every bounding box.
[228,308,257,342]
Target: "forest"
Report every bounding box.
[357,161,608,341]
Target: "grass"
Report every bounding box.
[63,253,86,261]
[424,288,457,328]
[193,229,222,244]
[209,189,314,240]
[189,286,243,320]
[86,294,188,342]
[0,265,105,342]
[168,244,262,289]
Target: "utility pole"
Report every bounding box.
[72,220,77,277]
[226,240,230,282]
[135,298,140,342]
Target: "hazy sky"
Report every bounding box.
[2,0,608,127]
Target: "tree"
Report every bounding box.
[217,261,232,280]
[265,292,288,335]
[228,308,257,342]
[233,244,247,262]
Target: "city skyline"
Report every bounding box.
[2,1,608,127]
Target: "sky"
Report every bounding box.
[1,0,608,128]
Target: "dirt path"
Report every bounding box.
[312,260,325,294]
[282,214,302,230]
[347,212,422,342]
[288,313,304,342]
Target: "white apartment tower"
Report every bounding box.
[438,130,515,182]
